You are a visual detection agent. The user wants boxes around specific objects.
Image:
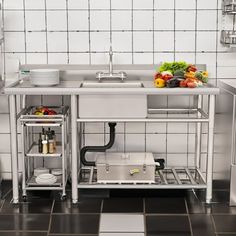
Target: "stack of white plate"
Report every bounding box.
[34,167,49,177]
[30,69,60,87]
[51,168,62,176]
[35,173,57,185]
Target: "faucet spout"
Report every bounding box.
[95,46,127,81]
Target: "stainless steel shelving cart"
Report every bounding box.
[20,106,70,200]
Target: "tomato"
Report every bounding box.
[162,74,173,81]
[180,80,187,87]
[154,72,162,80]
[187,65,197,72]
[187,82,197,88]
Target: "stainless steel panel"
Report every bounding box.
[230,164,236,205]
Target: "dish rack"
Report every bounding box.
[20,106,70,201]
[221,0,236,47]
[222,0,236,14]
[220,30,236,46]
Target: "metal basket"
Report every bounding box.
[221,30,236,46]
[223,0,236,14]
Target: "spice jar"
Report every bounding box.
[49,140,54,154]
[42,140,48,154]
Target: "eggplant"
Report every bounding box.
[166,78,181,88]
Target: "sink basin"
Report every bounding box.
[80,82,144,88]
[79,81,147,119]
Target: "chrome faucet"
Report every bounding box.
[96,46,127,82]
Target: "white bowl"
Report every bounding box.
[34,167,49,177]
[35,173,57,185]
[30,69,60,87]
[51,168,62,176]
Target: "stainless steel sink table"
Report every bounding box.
[4,64,220,204]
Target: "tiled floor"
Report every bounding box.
[0,180,235,235]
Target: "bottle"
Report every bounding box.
[51,130,56,150]
[42,139,48,154]
[48,133,54,154]
[41,128,45,140]
[38,133,42,153]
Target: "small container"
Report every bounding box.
[49,140,54,154]
[42,140,48,154]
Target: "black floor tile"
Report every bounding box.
[0,180,12,198]
[102,197,143,213]
[213,215,236,233]
[212,191,230,203]
[110,189,187,198]
[186,191,211,214]
[211,203,236,214]
[53,198,102,213]
[0,199,53,214]
[146,215,191,236]
[0,233,47,236]
[50,214,99,234]
[190,214,215,236]
[216,234,236,236]
[195,190,230,203]
[145,197,187,214]
[0,214,50,231]
[213,180,230,190]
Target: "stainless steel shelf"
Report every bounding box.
[26,143,62,158]
[77,108,209,123]
[26,175,62,188]
[77,167,206,189]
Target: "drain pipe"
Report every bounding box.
[80,122,117,166]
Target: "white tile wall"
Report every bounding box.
[1,0,232,180]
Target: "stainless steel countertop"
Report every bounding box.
[4,76,220,95]
[219,79,236,95]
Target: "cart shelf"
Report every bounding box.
[26,175,62,188]
[77,167,206,189]
[26,143,62,158]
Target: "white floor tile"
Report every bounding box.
[100,234,144,236]
[99,214,144,233]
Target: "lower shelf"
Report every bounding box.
[26,175,62,189]
[77,167,206,189]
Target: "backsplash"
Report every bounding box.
[0,0,234,179]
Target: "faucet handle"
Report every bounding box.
[119,71,127,81]
[96,71,103,81]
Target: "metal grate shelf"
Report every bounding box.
[77,167,206,189]
[26,175,62,188]
[221,30,236,46]
[223,0,236,14]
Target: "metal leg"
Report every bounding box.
[21,123,26,197]
[61,122,66,197]
[230,95,236,206]
[71,95,78,203]
[206,95,216,204]
[9,95,19,204]
[196,95,203,169]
